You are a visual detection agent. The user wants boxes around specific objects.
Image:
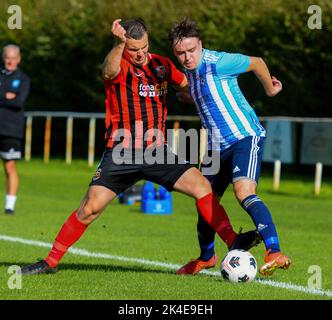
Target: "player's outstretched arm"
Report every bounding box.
[246,57,282,97]
[101,19,127,80]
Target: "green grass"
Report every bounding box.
[0,159,331,300]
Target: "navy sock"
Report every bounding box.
[197,214,216,261]
[241,195,280,253]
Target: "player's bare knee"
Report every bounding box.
[234,179,257,202]
[78,203,101,224]
[4,161,16,175]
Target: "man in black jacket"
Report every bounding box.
[0,44,30,214]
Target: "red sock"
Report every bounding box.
[45,210,87,268]
[196,192,237,247]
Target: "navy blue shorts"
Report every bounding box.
[201,136,265,197]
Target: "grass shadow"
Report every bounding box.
[0,261,175,275]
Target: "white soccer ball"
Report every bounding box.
[220,249,257,283]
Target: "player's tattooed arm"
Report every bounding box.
[102,19,127,80]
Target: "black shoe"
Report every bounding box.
[5,209,14,215]
[229,228,262,251]
[19,260,57,275]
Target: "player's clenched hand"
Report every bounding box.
[111,19,127,43]
[268,76,282,97]
[5,92,16,100]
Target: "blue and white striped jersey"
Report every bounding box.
[185,49,266,151]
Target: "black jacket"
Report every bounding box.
[0,66,30,139]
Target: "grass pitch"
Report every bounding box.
[0,159,331,300]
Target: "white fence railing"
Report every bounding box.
[24,112,202,166]
[24,112,332,195]
[25,112,104,166]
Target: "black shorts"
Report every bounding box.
[0,135,22,160]
[89,145,194,194]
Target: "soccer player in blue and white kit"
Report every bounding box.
[169,18,291,276]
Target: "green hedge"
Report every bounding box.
[0,0,331,116]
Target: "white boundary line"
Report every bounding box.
[1,234,332,298]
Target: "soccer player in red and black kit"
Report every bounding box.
[20,19,260,275]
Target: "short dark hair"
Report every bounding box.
[120,19,147,40]
[169,18,201,46]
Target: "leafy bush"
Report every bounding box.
[0,0,330,116]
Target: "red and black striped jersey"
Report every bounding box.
[104,53,185,149]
